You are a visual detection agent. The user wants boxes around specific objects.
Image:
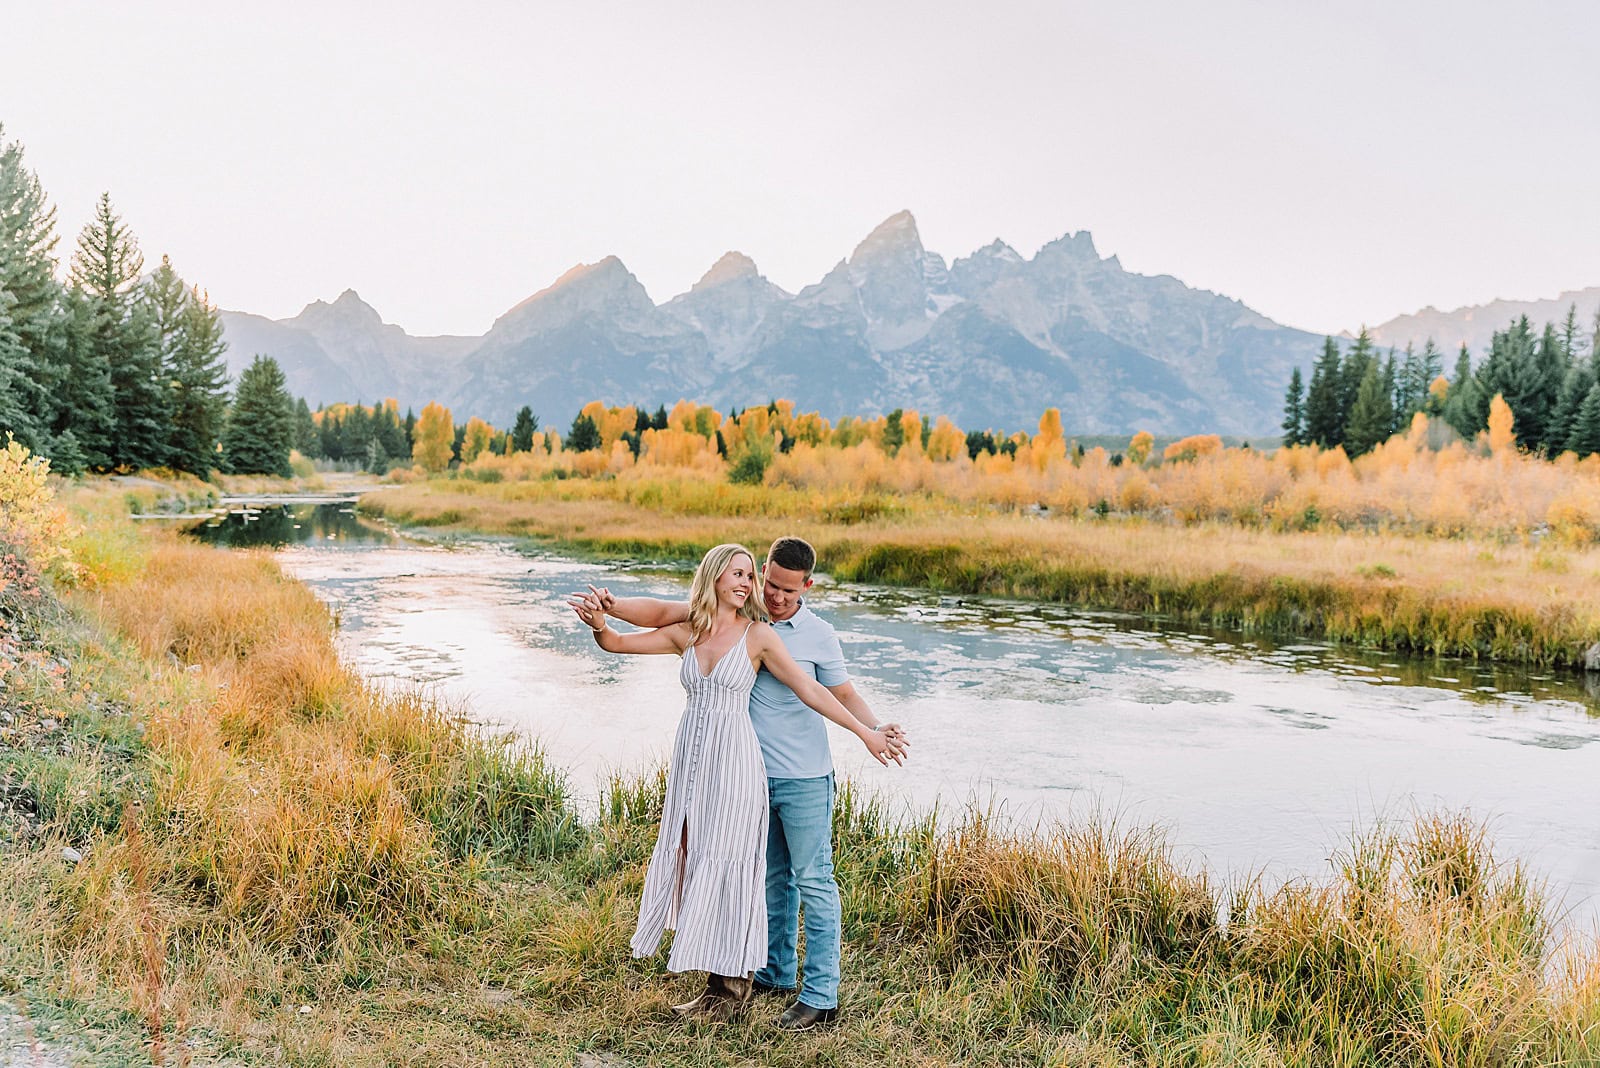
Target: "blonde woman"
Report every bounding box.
[570,543,898,1021]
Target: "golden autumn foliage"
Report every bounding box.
[460,416,495,463]
[411,400,1600,548]
[1128,430,1154,465]
[411,402,454,473]
[1488,393,1517,454]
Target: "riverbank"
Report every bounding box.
[0,478,1596,1064]
[361,476,1600,669]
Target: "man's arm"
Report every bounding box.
[826,680,908,755]
[580,585,688,629]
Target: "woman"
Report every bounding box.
[570,543,896,1021]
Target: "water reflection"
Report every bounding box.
[188,500,397,549]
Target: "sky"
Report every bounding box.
[4,0,1598,338]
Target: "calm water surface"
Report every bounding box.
[191,501,1600,922]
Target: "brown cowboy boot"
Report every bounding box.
[702,974,753,1023]
[670,973,727,1016]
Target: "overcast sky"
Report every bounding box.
[5,1,1597,338]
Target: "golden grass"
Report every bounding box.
[364,476,1600,667]
[0,493,1596,1064]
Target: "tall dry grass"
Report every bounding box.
[364,476,1600,667]
[1,480,1596,1064]
[68,535,581,963]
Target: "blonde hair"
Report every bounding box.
[687,543,766,641]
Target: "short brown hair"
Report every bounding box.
[765,536,816,575]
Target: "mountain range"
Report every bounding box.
[215,212,1587,436]
[1365,288,1600,358]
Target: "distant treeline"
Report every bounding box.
[294,400,544,475]
[1282,311,1600,457]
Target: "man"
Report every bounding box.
[580,536,907,1029]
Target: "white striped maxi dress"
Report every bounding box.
[630,623,769,976]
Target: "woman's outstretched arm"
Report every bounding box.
[749,626,901,766]
[570,597,690,655]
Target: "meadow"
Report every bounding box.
[1,448,1598,1064]
[362,409,1600,669]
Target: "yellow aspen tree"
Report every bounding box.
[1487,394,1517,454]
[898,409,924,458]
[692,405,722,439]
[413,402,454,472]
[926,416,965,461]
[668,399,699,433]
[1037,407,1064,446]
[461,417,494,463]
[1127,430,1154,465]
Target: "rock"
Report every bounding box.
[60,846,82,864]
[1586,641,1600,672]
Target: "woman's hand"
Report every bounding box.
[566,592,606,632]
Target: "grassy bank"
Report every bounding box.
[362,476,1600,669]
[0,479,1597,1064]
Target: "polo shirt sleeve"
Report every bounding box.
[814,625,850,687]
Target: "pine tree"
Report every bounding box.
[1442,344,1484,439]
[51,286,116,469]
[511,405,538,452]
[1474,318,1547,450]
[567,412,600,452]
[1529,321,1570,453]
[651,404,668,430]
[0,292,33,443]
[319,408,343,461]
[1280,367,1305,446]
[1417,339,1444,413]
[293,398,319,457]
[1395,343,1420,422]
[1304,337,1344,446]
[1380,353,1399,435]
[221,355,293,476]
[1344,358,1394,456]
[374,402,408,460]
[1561,303,1583,366]
[70,193,166,469]
[1567,383,1600,457]
[1338,329,1376,434]
[1551,357,1597,453]
[144,259,230,475]
[0,125,63,456]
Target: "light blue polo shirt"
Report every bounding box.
[750,604,849,780]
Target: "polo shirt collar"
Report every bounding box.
[771,601,810,628]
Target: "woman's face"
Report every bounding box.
[714,552,756,610]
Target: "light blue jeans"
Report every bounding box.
[754,773,840,1010]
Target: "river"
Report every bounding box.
[191,498,1600,924]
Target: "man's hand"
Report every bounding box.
[878,721,909,761]
[859,728,904,767]
[586,585,616,612]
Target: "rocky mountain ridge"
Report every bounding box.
[1367,288,1600,358]
[218,211,1330,434]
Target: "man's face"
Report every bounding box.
[760,561,812,621]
